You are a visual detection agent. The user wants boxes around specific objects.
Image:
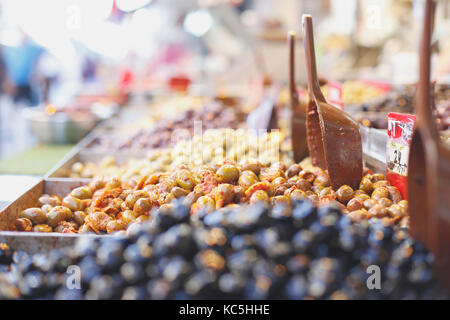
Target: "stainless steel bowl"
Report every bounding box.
[22,108,100,144]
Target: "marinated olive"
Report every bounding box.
[38,195,61,207]
[371,187,389,200]
[136,215,150,223]
[286,164,302,178]
[216,164,240,183]
[119,210,139,224]
[314,175,330,188]
[183,190,203,206]
[71,186,92,200]
[249,190,270,205]
[41,204,53,214]
[368,204,387,218]
[62,196,83,212]
[239,160,261,175]
[47,206,72,228]
[106,220,127,233]
[73,211,87,226]
[106,177,122,189]
[85,211,112,232]
[371,173,386,182]
[171,186,189,198]
[359,178,373,194]
[20,208,47,225]
[378,197,393,207]
[373,180,390,189]
[363,199,378,210]
[33,224,52,232]
[88,178,106,192]
[78,223,94,233]
[215,184,234,208]
[15,218,32,232]
[387,186,402,203]
[238,171,259,190]
[298,170,316,183]
[133,198,152,216]
[355,194,370,202]
[272,177,287,189]
[271,195,290,206]
[176,169,195,190]
[192,196,215,214]
[347,198,363,211]
[289,189,307,202]
[295,179,312,192]
[336,185,354,204]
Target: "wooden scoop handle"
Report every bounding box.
[302,15,326,103]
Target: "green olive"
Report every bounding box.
[371,187,389,200]
[271,177,287,189]
[373,180,390,189]
[290,189,307,202]
[62,196,83,212]
[78,223,94,233]
[171,186,189,198]
[71,186,92,200]
[249,190,270,205]
[238,171,259,190]
[85,211,112,232]
[41,204,53,214]
[88,178,106,192]
[239,161,261,175]
[73,211,87,226]
[106,177,122,189]
[38,195,61,207]
[47,206,72,228]
[176,169,195,190]
[124,193,140,210]
[336,185,354,204]
[371,173,386,182]
[33,224,52,232]
[347,198,363,211]
[193,196,215,213]
[271,195,290,206]
[313,175,330,187]
[119,210,139,224]
[387,186,402,203]
[20,208,47,225]
[378,197,393,207]
[106,220,127,233]
[133,198,152,215]
[216,164,240,183]
[359,178,373,194]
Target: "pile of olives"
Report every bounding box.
[14,159,408,234]
[0,199,445,300]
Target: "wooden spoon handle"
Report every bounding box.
[302,14,326,103]
[416,0,438,139]
[289,32,299,104]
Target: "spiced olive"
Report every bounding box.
[71,186,92,200]
[133,198,152,215]
[15,218,33,232]
[20,208,47,225]
[216,164,240,183]
[336,185,354,204]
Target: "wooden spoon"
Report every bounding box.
[302,14,363,189]
[408,0,450,289]
[289,31,309,162]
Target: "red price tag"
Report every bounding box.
[386,112,416,199]
[327,81,343,110]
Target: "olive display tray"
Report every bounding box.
[0,178,117,253]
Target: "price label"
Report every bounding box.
[327,81,343,110]
[386,112,416,199]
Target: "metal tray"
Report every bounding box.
[0,178,101,253]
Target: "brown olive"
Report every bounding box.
[295,179,312,192]
[314,175,330,188]
[38,195,61,207]
[176,169,195,190]
[298,170,316,183]
[359,178,373,194]
[106,220,127,233]
[286,164,302,178]
[15,218,33,231]
[133,198,152,215]
[215,184,234,208]
[71,186,92,200]
[216,164,240,183]
[336,185,354,204]
[347,198,363,211]
[20,208,47,225]
[62,196,83,212]
[73,211,87,226]
[371,187,389,200]
[171,186,189,198]
[249,190,270,205]
[33,224,52,232]
[47,206,72,227]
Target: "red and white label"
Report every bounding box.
[386,112,416,199]
[327,81,343,110]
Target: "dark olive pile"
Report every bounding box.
[0,199,446,300]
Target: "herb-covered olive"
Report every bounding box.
[85,211,112,232]
[20,208,47,225]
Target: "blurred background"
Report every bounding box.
[0,0,449,202]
